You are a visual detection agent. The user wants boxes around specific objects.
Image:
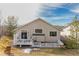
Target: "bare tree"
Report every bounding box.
[0,11,3,38]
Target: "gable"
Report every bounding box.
[14,18,61,31]
[28,19,58,31]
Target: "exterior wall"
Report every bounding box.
[61,26,71,36]
[13,19,61,47]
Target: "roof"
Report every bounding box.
[63,20,79,29]
[14,18,63,31]
[54,25,65,30]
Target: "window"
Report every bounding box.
[50,31,57,36]
[35,29,42,33]
[21,32,27,39]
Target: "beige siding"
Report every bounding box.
[14,20,63,47]
[14,19,61,45]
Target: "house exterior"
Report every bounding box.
[61,22,79,41]
[13,18,63,48]
[61,26,71,37]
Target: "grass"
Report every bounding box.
[0,36,79,56]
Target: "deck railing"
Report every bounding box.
[14,39,33,45]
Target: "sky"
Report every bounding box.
[0,3,41,25]
[39,3,79,25]
[0,3,79,26]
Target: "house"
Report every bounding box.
[61,26,71,37]
[61,20,79,41]
[13,18,63,48]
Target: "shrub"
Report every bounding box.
[63,37,78,49]
[0,36,11,49]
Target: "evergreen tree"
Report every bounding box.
[5,16,18,38]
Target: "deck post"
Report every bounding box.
[20,45,22,47]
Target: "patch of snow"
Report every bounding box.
[57,39,64,45]
[23,48,32,53]
[33,48,40,50]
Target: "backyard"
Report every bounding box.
[0,36,78,56]
[11,48,79,56]
[0,47,79,56]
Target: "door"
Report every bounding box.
[21,32,27,39]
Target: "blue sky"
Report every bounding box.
[39,3,79,26]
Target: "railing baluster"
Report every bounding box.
[16,39,32,45]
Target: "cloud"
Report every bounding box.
[39,3,79,25]
[71,8,79,13]
[47,16,73,20]
[43,3,64,8]
[0,3,41,25]
[62,3,79,14]
[42,15,75,21]
[40,4,71,17]
[71,5,79,13]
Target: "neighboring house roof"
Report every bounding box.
[54,25,65,31]
[63,20,79,29]
[14,18,64,31]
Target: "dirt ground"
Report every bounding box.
[11,48,79,56]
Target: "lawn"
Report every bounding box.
[0,36,79,56]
